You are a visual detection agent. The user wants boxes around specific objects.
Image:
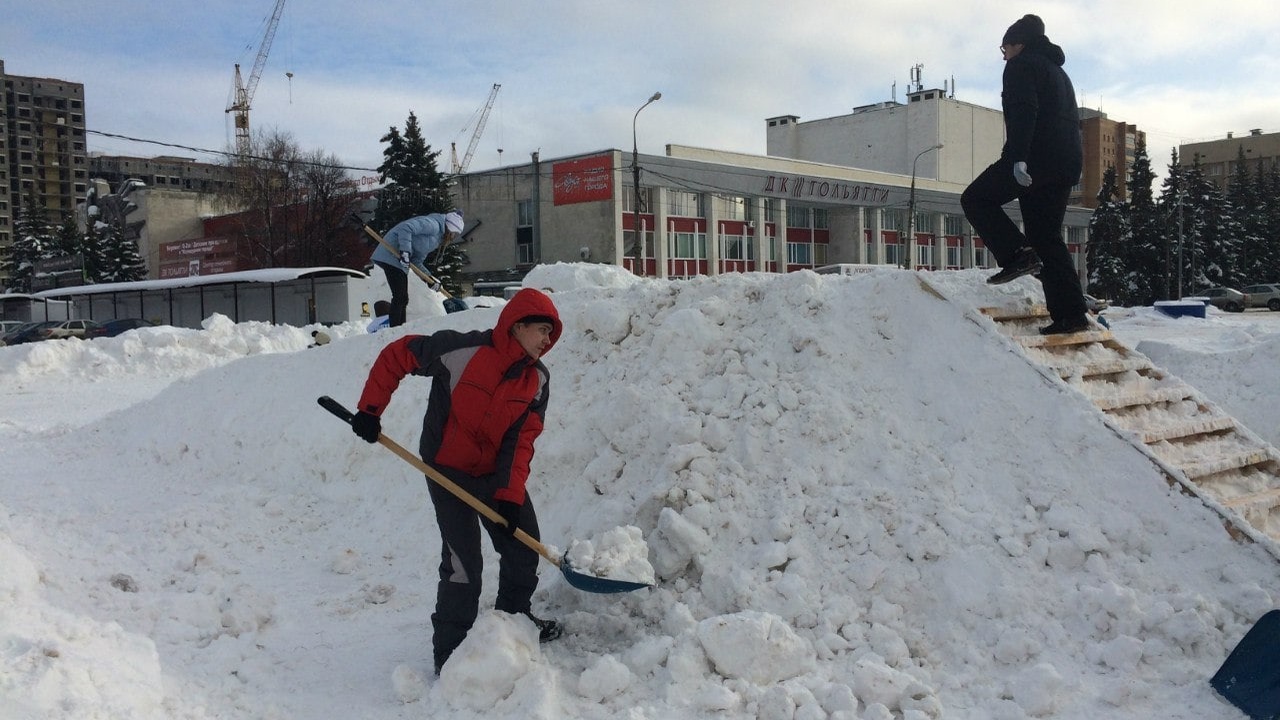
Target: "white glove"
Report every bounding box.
[398,251,411,271]
[1013,161,1032,187]
[427,278,442,292]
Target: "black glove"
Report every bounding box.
[350,410,381,443]
[493,500,522,537]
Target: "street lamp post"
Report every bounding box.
[904,143,944,269]
[632,91,661,275]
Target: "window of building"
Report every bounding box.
[786,205,808,228]
[880,208,903,231]
[946,245,961,268]
[668,190,701,217]
[622,186,652,213]
[884,242,902,266]
[670,231,706,259]
[916,243,933,268]
[721,233,754,261]
[913,212,934,234]
[787,242,812,265]
[517,199,534,227]
[714,195,747,220]
[944,215,965,236]
[1066,226,1084,244]
[974,246,988,268]
[813,208,829,229]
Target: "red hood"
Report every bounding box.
[494,288,562,358]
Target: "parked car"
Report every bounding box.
[1195,287,1249,312]
[1084,294,1110,313]
[39,319,101,340]
[85,318,157,338]
[1241,284,1280,311]
[0,320,60,346]
[0,320,26,336]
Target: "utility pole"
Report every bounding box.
[904,144,944,269]
[631,92,661,275]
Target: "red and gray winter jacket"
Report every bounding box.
[357,289,561,505]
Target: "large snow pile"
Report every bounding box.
[1,266,1275,719]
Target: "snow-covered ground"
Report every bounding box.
[2,264,1278,719]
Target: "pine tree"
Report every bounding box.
[1228,145,1266,284]
[7,193,57,292]
[1086,166,1131,302]
[1125,137,1163,304]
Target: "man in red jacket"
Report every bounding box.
[349,288,563,673]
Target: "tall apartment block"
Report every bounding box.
[1180,129,1280,192]
[1,59,89,284]
[1075,109,1144,209]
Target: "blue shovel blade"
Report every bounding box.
[559,555,653,594]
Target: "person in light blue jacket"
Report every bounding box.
[371,210,464,326]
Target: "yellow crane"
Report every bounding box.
[226,0,287,158]
[450,83,501,174]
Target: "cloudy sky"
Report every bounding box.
[4,0,1278,182]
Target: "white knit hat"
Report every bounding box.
[444,211,464,234]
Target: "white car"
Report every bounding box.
[41,319,101,340]
[1241,284,1280,311]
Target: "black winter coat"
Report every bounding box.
[1000,36,1083,185]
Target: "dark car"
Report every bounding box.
[0,320,60,346]
[85,318,158,338]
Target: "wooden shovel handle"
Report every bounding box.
[317,396,558,566]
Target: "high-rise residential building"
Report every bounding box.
[1,59,89,285]
[1075,109,1144,209]
[1180,129,1280,192]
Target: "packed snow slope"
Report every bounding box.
[1,265,1275,719]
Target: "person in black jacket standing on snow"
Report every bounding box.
[962,14,1091,335]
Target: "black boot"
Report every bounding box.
[987,247,1043,285]
[1039,316,1091,335]
[522,611,564,642]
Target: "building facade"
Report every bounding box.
[1,59,89,284]
[89,154,237,195]
[1075,109,1144,208]
[765,88,1005,188]
[452,145,1093,286]
[1180,129,1280,191]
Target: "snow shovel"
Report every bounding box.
[317,395,652,594]
[349,214,469,314]
[1211,609,1280,719]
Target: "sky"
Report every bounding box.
[3,0,1279,182]
[3,264,1280,718]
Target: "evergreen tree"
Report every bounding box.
[1228,145,1266,284]
[6,193,57,293]
[1125,137,1163,304]
[372,111,465,294]
[1086,166,1131,302]
[373,112,452,232]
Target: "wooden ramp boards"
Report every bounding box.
[981,304,1280,548]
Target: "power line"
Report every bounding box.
[86,129,380,173]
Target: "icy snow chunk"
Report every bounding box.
[1010,662,1064,717]
[391,663,426,703]
[696,610,815,683]
[439,611,540,710]
[852,654,918,709]
[0,535,40,597]
[578,654,632,702]
[651,507,711,577]
[565,525,655,585]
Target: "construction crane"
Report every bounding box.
[226,0,287,158]
[450,83,501,174]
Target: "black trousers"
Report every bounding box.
[961,159,1087,323]
[425,470,541,668]
[374,261,409,327]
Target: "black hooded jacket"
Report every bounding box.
[1000,36,1083,185]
